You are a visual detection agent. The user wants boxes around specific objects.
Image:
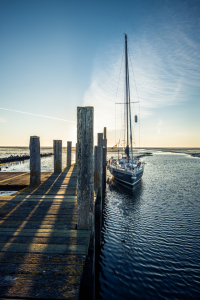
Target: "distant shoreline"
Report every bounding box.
[0,146,200,158]
[0,146,200,149]
[158,148,200,158]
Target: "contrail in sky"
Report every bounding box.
[0,108,76,123]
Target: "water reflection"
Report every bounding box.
[96,153,200,300]
[108,175,144,198]
[96,178,144,300]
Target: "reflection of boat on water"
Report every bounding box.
[107,173,143,197]
[107,34,144,188]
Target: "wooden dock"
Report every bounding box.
[0,164,92,299]
[0,172,52,190]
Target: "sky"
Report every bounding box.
[0,0,200,147]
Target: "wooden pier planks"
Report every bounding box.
[0,172,53,190]
[0,164,91,299]
[0,169,78,189]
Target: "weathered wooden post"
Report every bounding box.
[75,143,77,164]
[97,132,104,198]
[94,146,102,196]
[53,140,62,173]
[94,146,103,246]
[103,127,107,197]
[77,109,95,299]
[103,127,107,148]
[102,148,107,195]
[30,136,40,185]
[98,133,103,147]
[67,141,72,168]
[77,106,94,230]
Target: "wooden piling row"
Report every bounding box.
[29,139,73,184]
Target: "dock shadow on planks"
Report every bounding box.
[0,165,91,299]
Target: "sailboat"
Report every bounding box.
[108,34,144,187]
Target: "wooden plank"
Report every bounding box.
[0,228,90,237]
[0,206,78,213]
[0,252,86,264]
[19,186,77,191]
[18,189,77,195]
[0,194,77,200]
[0,236,90,246]
[0,262,84,276]
[0,173,28,183]
[0,219,77,226]
[0,210,77,216]
[0,243,89,254]
[0,172,57,188]
[0,214,78,221]
[0,224,77,230]
[0,202,77,208]
[0,198,77,203]
[0,168,76,181]
[0,200,77,205]
[0,215,78,222]
[0,274,80,299]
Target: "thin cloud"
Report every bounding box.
[0,118,7,123]
[0,108,76,123]
[83,11,200,138]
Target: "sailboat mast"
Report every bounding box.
[125,34,130,159]
[125,34,129,148]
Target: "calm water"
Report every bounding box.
[0,147,75,172]
[97,152,200,299]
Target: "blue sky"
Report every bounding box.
[0,0,200,147]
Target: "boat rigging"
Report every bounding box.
[108,34,144,188]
